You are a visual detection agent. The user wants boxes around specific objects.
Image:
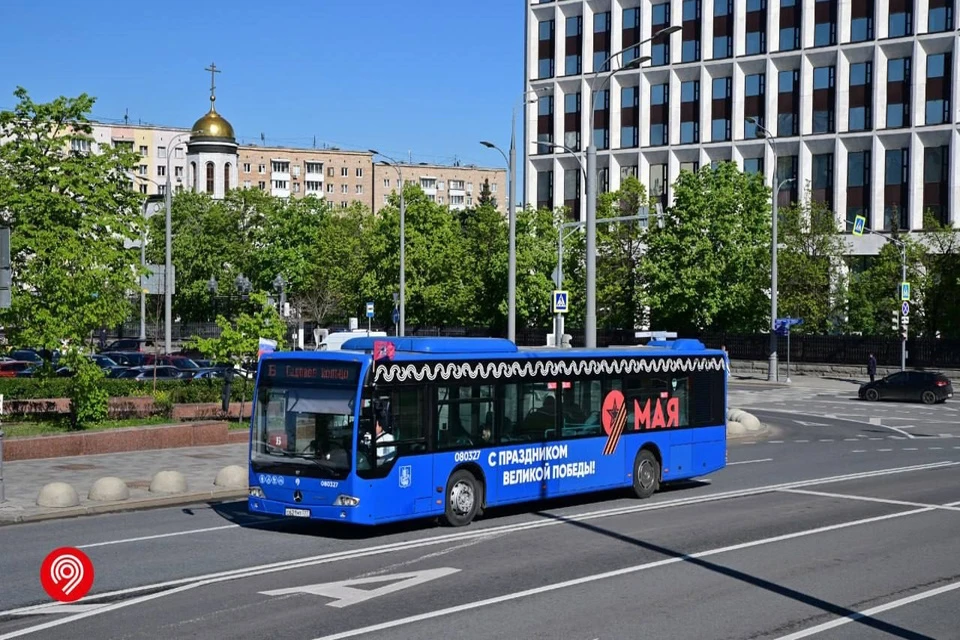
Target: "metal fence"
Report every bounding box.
[102,323,960,368]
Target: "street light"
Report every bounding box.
[273,274,287,317]
[480,88,544,343]
[163,131,190,354]
[129,174,164,344]
[370,150,406,336]
[584,29,676,348]
[745,116,792,382]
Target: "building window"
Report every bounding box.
[813,0,837,47]
[884,148,910,229]
[620,86,638,148]
[680,80,699,144]
[224,163,231,194]
[138,183,148,194]
[356,167,363,177]
[157,165,166,177]
[272,161,289,173]
[259,164,266,174]
[811,153,834,208]
[924,145,950,225]
[537,169,553,210]
[622,8,640,64]
[341,201,348,209]
[539,19,555,79]
[327,167,334,177]
[649,163,668,207]
[243,180,251,189]
[928,4,953,32]
[744,157,763,174]
[537,95,555,152]
[157,146,166,159]
[651,2,671,65]
[851,17,873,41]
[711,77,732,142]
[206,162,215,193]
[565,92,582,151]
[190,162,197,190]
[341,167,348,177]
[777,69,800,137]
[593,89,609,149]
[594,11,611,71]
[139,145,148,156]
[889,7,913,37]
[925,53,950,125]
[327,183,334,193]
[812,66,836,134]
[258,181,266,190]
[243,163,251,172]
[174,166,183,179]
[356,184,363,194]
[565,15,583,75]
[341,184,349,194]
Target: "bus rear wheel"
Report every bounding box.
[442,470,481,527]
[631,449,660,499]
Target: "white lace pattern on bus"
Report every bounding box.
[374,356,727,384]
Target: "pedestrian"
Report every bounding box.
[867,353,877,383]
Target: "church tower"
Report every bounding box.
[187,63,238,199]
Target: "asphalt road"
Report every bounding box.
[1,389,958,640]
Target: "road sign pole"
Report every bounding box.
[786,327,792,384]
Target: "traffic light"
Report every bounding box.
[901,326,908,340]
[891,310,899,331]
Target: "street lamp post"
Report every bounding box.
[746,116,793,382]
[163,132,190,354]
[481,90,544,343]
[138,195,164,342]
[207,276,218,321]
[584,26,678,348]
[370,151,406,336]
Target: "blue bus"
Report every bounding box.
[247,336,728,527]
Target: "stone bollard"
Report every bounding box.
[88,477,131,502]
[727,420,746,435]
[149,470,188,494]
[37,482,80,508]
[214,465,247,489]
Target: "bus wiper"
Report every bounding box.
[262,446,340,476]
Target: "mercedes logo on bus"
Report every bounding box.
[293,490,303,503]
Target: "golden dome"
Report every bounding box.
[191,97,235,141]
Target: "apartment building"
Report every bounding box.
[87,123,190,196]
[372,162,507,214]
[237,147,372,209]
[525,0,960,254]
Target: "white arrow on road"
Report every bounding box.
[259,567,460,608]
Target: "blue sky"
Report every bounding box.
[0,0,525,170]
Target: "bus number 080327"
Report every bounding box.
[454,450,481,463]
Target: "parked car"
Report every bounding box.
[114,365,186,380]
[143,354,200,370]
[100,339,145,353]
[859,371,953,404]
[101,351,147,367]
[88,354,119,369]
[0,361,34,377]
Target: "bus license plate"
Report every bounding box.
[284,508,311,518]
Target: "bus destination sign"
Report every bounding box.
[263,361,359,385]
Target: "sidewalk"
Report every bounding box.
[0,442,248,524]
[730,372,865,392]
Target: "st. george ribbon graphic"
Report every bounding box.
[40,547,95,602]
[601,389,628,455]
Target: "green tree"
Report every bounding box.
[777,191,848,333]
[0,87,143,351]
[295,203,373,327]
[188,292,287,366]
[362,186,469,326]
[845,233,925,337]
[641,162,770,333]
[458,198,508,328]
[919,212,960,338]
[514,207,561,330]
[477,178,497,209]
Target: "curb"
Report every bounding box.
[0,488,249,525]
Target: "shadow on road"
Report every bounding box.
[204,480,711,540]
[530,510,934,639]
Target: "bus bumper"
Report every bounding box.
[247,496,369,524]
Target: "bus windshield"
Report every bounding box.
[253,385,357,478]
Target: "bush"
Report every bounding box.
[0,376,254,403]
[65,355,109,429]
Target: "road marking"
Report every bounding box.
[851,450,867,453]
[7,604,106,616]
[1,461,955,637]
[779,489,960,513]
[794,420,828,427]
[904,447,918,451]
[747,408,917,439]
[844,438,858,442]
[769,440,784,444]
[772,579,960,639]
[308,507,939,640]
[795,440,809,443]
[818,439,834,442]
[930,447,943,450]
[78,524,238,549]
[260,567,461,608]
[869,438,883,441]
[877,448,893,452]
[728,458,773,466]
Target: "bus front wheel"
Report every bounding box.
[442,470,481,527]
[631,449,660,499]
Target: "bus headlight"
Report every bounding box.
[250,487,265,498]
[334,495,360,507]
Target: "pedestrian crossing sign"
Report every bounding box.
[552,290,569,314]
[852,214,866,236]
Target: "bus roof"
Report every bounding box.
[337,336,715,360]
[341,336,519,355]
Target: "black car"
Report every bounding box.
[859,371,953,404]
